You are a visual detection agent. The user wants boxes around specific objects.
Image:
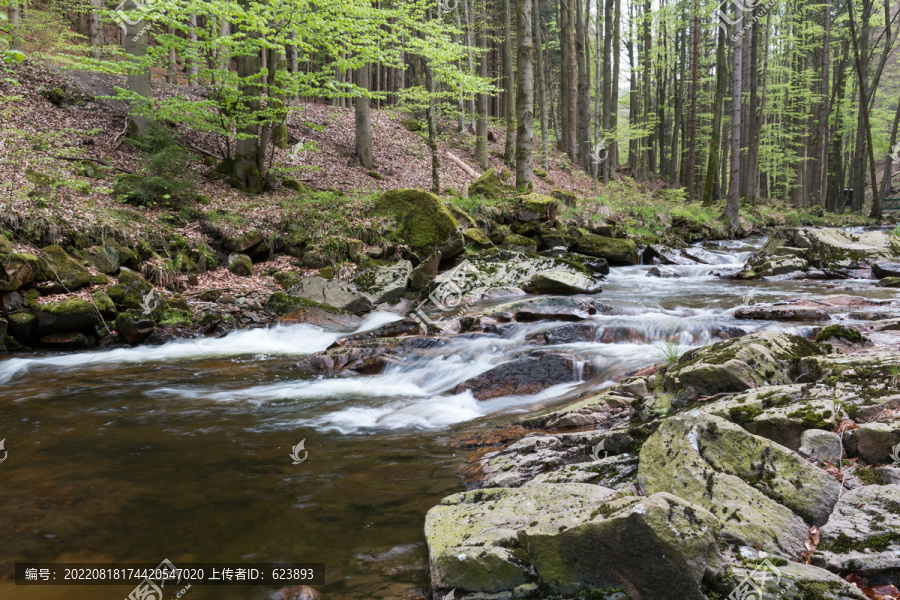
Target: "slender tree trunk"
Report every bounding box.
[123,10,152,138]
[534,0,549,170]
[89,0,103,59]
[464,0,477,131]
[848,0,880,217]
[355,64,374,169]
[9,1,20,48]
[727,11,743,228]
[516,0,534,190]
[564,0,577,160]
[233,45,263,192]
[686,2,699,199]
[703,26,726,206]
[188,13,199,86]
[639,0,651,179]
[576,0,590,168]
[880,97,900,200]
[602,0,613,182]
[475,1,489,170]
[610,0,620,168]
[167,25,178,84]
[503,0,516,165]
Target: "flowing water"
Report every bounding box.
[1,236,896,600]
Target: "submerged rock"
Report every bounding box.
[453,353,587,400]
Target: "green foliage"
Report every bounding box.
[114,127,200,208]
[653,341,681,364]
[282,190,387,261]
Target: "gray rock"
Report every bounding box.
[352,260,412,304]
[0,291,23,312]
[0,252,37,291]
[734,305,830,321]
[453,353,586,400]
[425,485,722,599]
[725,561,865,600]
[87,246,120,274]
[814,484,900,578]
[647,265,686,278]
[876,465,900,484]
[798,429,845,460]
[525,270,602,294]
[872,260,900,278]
[227,253,253,277]
[639,411,841,557]
[856,419,900,464]
[289,276,373,314]
[410,252,441,291]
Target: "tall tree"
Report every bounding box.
[503,0,516,165]
[727,7,743,228]
[355,64,374,169]
[516,0,534,189]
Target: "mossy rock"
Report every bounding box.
[876,277,900,288]
[35,245,91,289]
[401,118,421,131]
[0,231,12,255]
[1,252,39,291]
[227,253,252,277]
[107,268,154,310]
[515,192,559,223]
[464,228,493,249]
[815,324,865,344]
[32,297,101,335]
[551,189,578,207]
[264,292,348,316]
[91,290,117,316]
[574,234,639,265]
[499,167,511,181]
[534,168,548,179]
[500,234,538,254]
[7,311,37,343]
[367,170,383,180]
[373,189,465,259]
[274,271,304,290]
[490,224,512,245]
[468,168,514,200]
[90,273,110,286]
[87,246,121,274]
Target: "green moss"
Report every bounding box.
[796,581,850,600]
[786,406,830,430]
[855,467,885,486]
[468,168,513,200]
[815,325,865,344]
[373,188,461,256]
[264,292,348,316]
[729,405,762,424]
[824,531,900,553]
[400,118,421,131]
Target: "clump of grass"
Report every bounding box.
[653,341,681,364]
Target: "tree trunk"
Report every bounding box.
[685,2,699,199]
[727,9,743,228]
[516,0,534,190]
[188,13,199,86]
[503,0,516,165]
[123,10,152,138]
[602,0,612,182]
[703,25,726,206]
[575,0,590,168]
[89,0,103,59]
[475,0,489,170]
[9,1,20,48]
[232,47,263,193]
[355,64,374,169]
[848,0,880,217]
[564,0,577,160]
[166,25,178,84]
[534,0,549,170]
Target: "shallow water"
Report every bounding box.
[1,235,896,600]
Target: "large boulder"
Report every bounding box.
[814,484,900,579]
[514,193,558,222]
[856,419,900,464]
[661,332,824,396]
[107,268,155,310]
[374,189,465,259]
[453,353,586,400]
[723,561,865,600]
[32,297,102,335]
[86,246,121,274]
[35,245,91,290]
[425,485,724,599]
[467,168,513,200]
[574,234,639,265]
[351,260,412,305]
[288,276,373,314]
[639,411,841,557]
[872,260,900,278]
[0,252,38,291]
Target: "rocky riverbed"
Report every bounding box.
[2,186,900,600]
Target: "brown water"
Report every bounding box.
[1,234,897,600]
